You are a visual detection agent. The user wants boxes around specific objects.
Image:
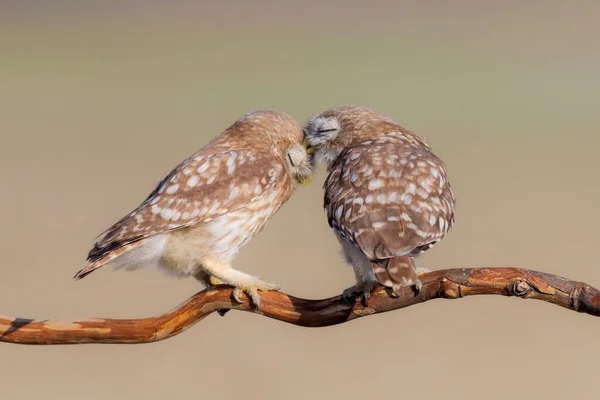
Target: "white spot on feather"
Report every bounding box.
[166,184,179,194]
[401,193,412,205]
[187,175,199,187]
[389,169,401,178]
[160,208,174,220]
[150,196,161,205]
[197,162,209,173]
[368,179,382,190]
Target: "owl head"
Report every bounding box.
[232,109,315,185]
[302,106,429,168]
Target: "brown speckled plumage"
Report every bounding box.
[304,106,455,300]
[75,110,313,308]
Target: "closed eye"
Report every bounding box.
[318,128,337,133]
[287,153,297,167]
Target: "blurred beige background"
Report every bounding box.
[1,1,600,399]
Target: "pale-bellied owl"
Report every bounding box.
[74,110,314,309]
[303,106,455,303]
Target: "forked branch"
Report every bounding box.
[1,267,599,345]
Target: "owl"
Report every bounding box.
[303,106,455,303]
[74,109,313,309]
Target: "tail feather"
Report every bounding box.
[73,242,140,280]
[372,255,419,288]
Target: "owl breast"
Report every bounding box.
[159,189,283,276]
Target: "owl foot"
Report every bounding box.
[342,287,366,305]
[390,278,423,297]
[342,283,376,306]
[232,279,281,309]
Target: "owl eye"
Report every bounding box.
[287,152,297,167]
[318,128,337,134]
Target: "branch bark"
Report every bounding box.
[1,267,599,345]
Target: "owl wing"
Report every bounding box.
[87,149,284,265]
[324,136,455,263]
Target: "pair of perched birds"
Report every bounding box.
[74,106,456,308]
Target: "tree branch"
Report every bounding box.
[1,267,598,345]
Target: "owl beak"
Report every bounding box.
[296,174,312,186]
[302,137,315,155]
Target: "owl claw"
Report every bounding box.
[414,279,423,292]
[391,278,423,297]
[342,286,370,306]
[231,280,280,309]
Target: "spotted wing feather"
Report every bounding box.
[324,135,455,283]
[87,149,284,266]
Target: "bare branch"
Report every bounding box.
[1,267,598,345]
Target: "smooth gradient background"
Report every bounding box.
[1,1,599,399]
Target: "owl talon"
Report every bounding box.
[414,279,423,293]
[391,278,423,298]
[342,286,370,305]
[232,287,244,304]
[342,288,358,304]
[231,280,280,309]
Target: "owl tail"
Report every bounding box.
[372,255,419,288]
[73,242,139,280]
[73,263,104,280]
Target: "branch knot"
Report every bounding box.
[570,286,582,311]
[509,280,532,297]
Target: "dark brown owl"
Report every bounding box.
[303,106,455,302]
